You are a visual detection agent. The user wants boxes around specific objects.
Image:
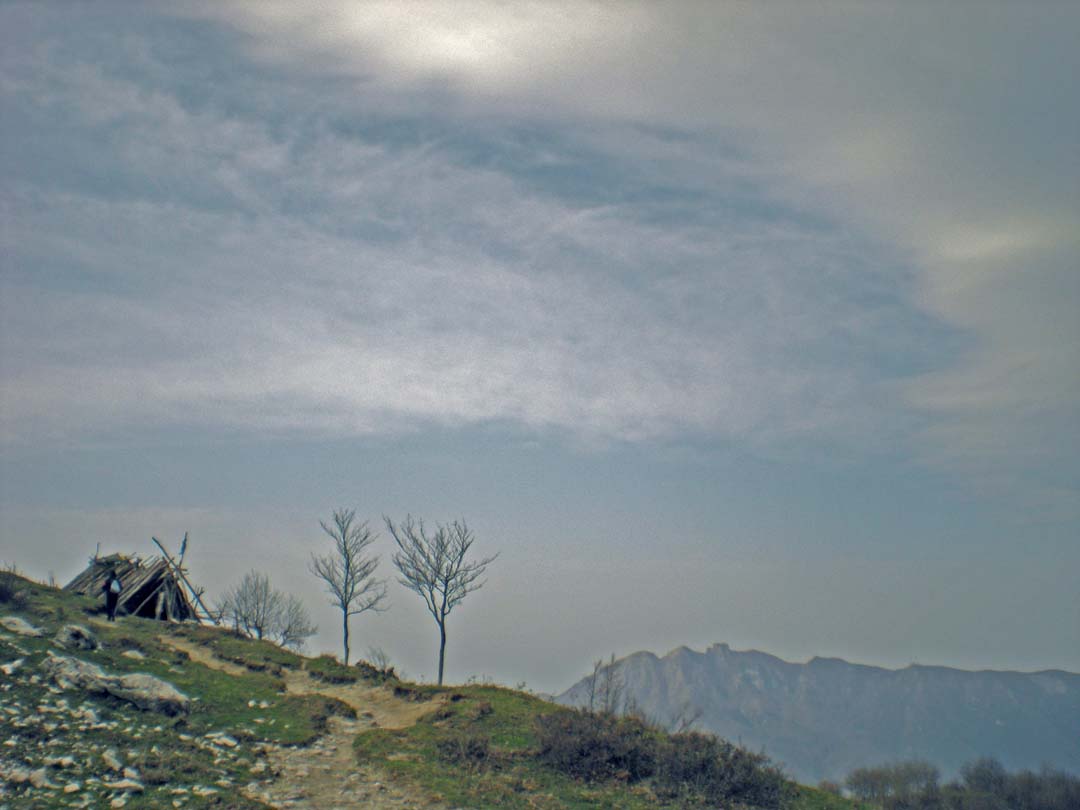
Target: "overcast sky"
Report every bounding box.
[1,1,1077,692]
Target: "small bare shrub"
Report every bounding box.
[438,731,491,771]
[0,571,29,610]
[470,701,494,720]
[356,646,397,681]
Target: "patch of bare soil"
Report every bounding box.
[281,667,449,730]
[158,635,451,808]
[159,634,249,677]
[248,715,451,809]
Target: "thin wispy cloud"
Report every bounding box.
[2,11,934,451]
[167,1,1080,485]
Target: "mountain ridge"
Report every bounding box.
[557,642,1080,783]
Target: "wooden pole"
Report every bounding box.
[152,536,219,624]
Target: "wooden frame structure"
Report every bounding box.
[63,535,218,624]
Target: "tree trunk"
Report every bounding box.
[437,621,447,686]
[343,612,350,665]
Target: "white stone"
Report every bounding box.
[53,625,98,651]
[104,778,144,792]
[30,767,59,789]
[0,616,42,636]
[103,748,123,771]
[41,653,191,715]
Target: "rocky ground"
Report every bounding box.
[0,596,452,809]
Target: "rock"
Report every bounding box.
[54,625,98,651]
[112,672,191,715]
[103,749,124,771]
[30,767,59,788]
[41,654,191,715]
[0,658,23,676]
[122,766,140,780]
[205,732,238,748]
[64,781,81,793]
[104,778,144,792]
[0,761,33,783]
[121,650,145,660]
[0,616,42,636]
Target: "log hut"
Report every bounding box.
[64,553,198,621]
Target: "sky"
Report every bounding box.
[1,1,1077,693]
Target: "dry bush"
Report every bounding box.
[654,731,786,808]
[438,731,492,771]
[535,708,785,808]
[535,709,657,783]
[0,570,29,610]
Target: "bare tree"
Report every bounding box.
[219,570,316,650]
[277,593,318,651]
[220,570,281,640]
[385,515,497,685]
[310,508,387,664]
[584,655,626,715]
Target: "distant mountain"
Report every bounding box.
[556,643,1080,783]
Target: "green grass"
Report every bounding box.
[0,573,349,808]
[790,784,873,810]
[353,683,838,810]
[1,571,871,810]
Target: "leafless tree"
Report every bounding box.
[385,515,497,685]
[277,593,318,651]
[219,570,316,650]
[310,508,387,664]
[584,654,627,715]
[220,570,281,641]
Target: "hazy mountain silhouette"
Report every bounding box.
[556,643,1080,783]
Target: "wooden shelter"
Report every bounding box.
[64,544,213,623]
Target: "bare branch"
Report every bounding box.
[385,515,498,685]
[310,508,388,664]
[218,570,316,650]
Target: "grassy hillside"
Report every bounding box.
[1,570,866,809]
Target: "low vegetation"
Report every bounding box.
[843,758,1080,810]
[353,679,852,810]
[0,568,869,809]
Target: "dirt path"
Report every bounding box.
[281,667,448,730]
[158,635,250,676]
[158,635,452,809]
[250,714,450,809]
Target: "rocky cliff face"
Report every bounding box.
[557,643,1080,783]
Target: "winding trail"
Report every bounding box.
[158,635,453,809]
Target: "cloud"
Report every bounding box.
[184,1,1080,480]
[3,2,1077,495]
[2,12,935,453]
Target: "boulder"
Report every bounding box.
[41,653,191,716]
[54,624,99,651]
[0,615,43,636]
